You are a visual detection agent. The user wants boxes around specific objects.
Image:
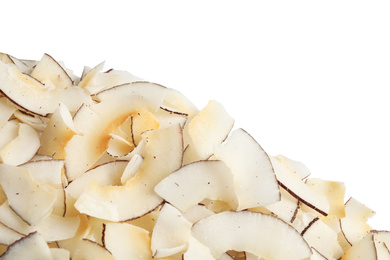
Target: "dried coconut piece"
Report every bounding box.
[64,82,167,181]
[0,164,58,225]
[60,238,114,260]
[183,100,234,164]
[0,222,24,246]
[13,110,49,131]
[340,197,375,247]
[39,102,78,159]
[0,98,17,129]
[0,120,19,152]
[304,178,346,219]
[155,160,238,212]
[0,59,91,116]
[191,211,312,260]
[0,123,40,166]
[341,231,377,260]
[83,68,142,95]
[74,124,183,221]
[103,222,152,260]
[270,156,330,216]
[151,203,192,258]
[0,201,33,236]
[0,232,52,260]
[66,160,128,199]
[30,53,73,89]
[213,128,280,210]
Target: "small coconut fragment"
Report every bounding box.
[151,203,192,258]
[340,197,375,247]
[183,100,234,164]
[0,222,24,246]
[0,98,16,129]
[0,232,52,260]
[103,222,152,260]
[30,53,73,89]
[341,231,377,260]
[0,123,40,166]
[39,102,78,159]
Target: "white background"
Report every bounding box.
[2,1,390,230]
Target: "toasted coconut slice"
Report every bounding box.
[0,98,17,129]
[155,160,238,212]
[13,110,49,131]
[0,123,40,166]
[213,128,280,210]
[151,203,192,258]
[103,222,152,260]
[65,82,166,181]
[261,188,299,223]
[191,211,312,259]
[61,238,114,260]
[299,216,343,259]
[0,120,19,152]
[121,154,143,184]
[0,201,32,236]
[84,68,141,95]
[78,61,105,90]
[340,197,375,246]
[30,53,73,89]
[0,164,58,225]
[39,103,78,159]
[66,160,128,199]
[154,107,187,130]
[183,236,214,260]
[373,231,390,259]
[0,60,91,116]
[131,112,160,146]
[270,156,329,216]
[305,178,346,218]
[0,222,24,246]
[34,214,80,242]
[74,124,183,221]
[183,100,234,164]
[274,155,311,179]
[106,133,135,158]
[341,231,377,260]
[0,232,52,260]
[162,88,199,117]
[20,159,64,185]
[0,53,33,74]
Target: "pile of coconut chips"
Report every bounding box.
[0,53,388,260]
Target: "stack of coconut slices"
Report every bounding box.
[0,53,387,260]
